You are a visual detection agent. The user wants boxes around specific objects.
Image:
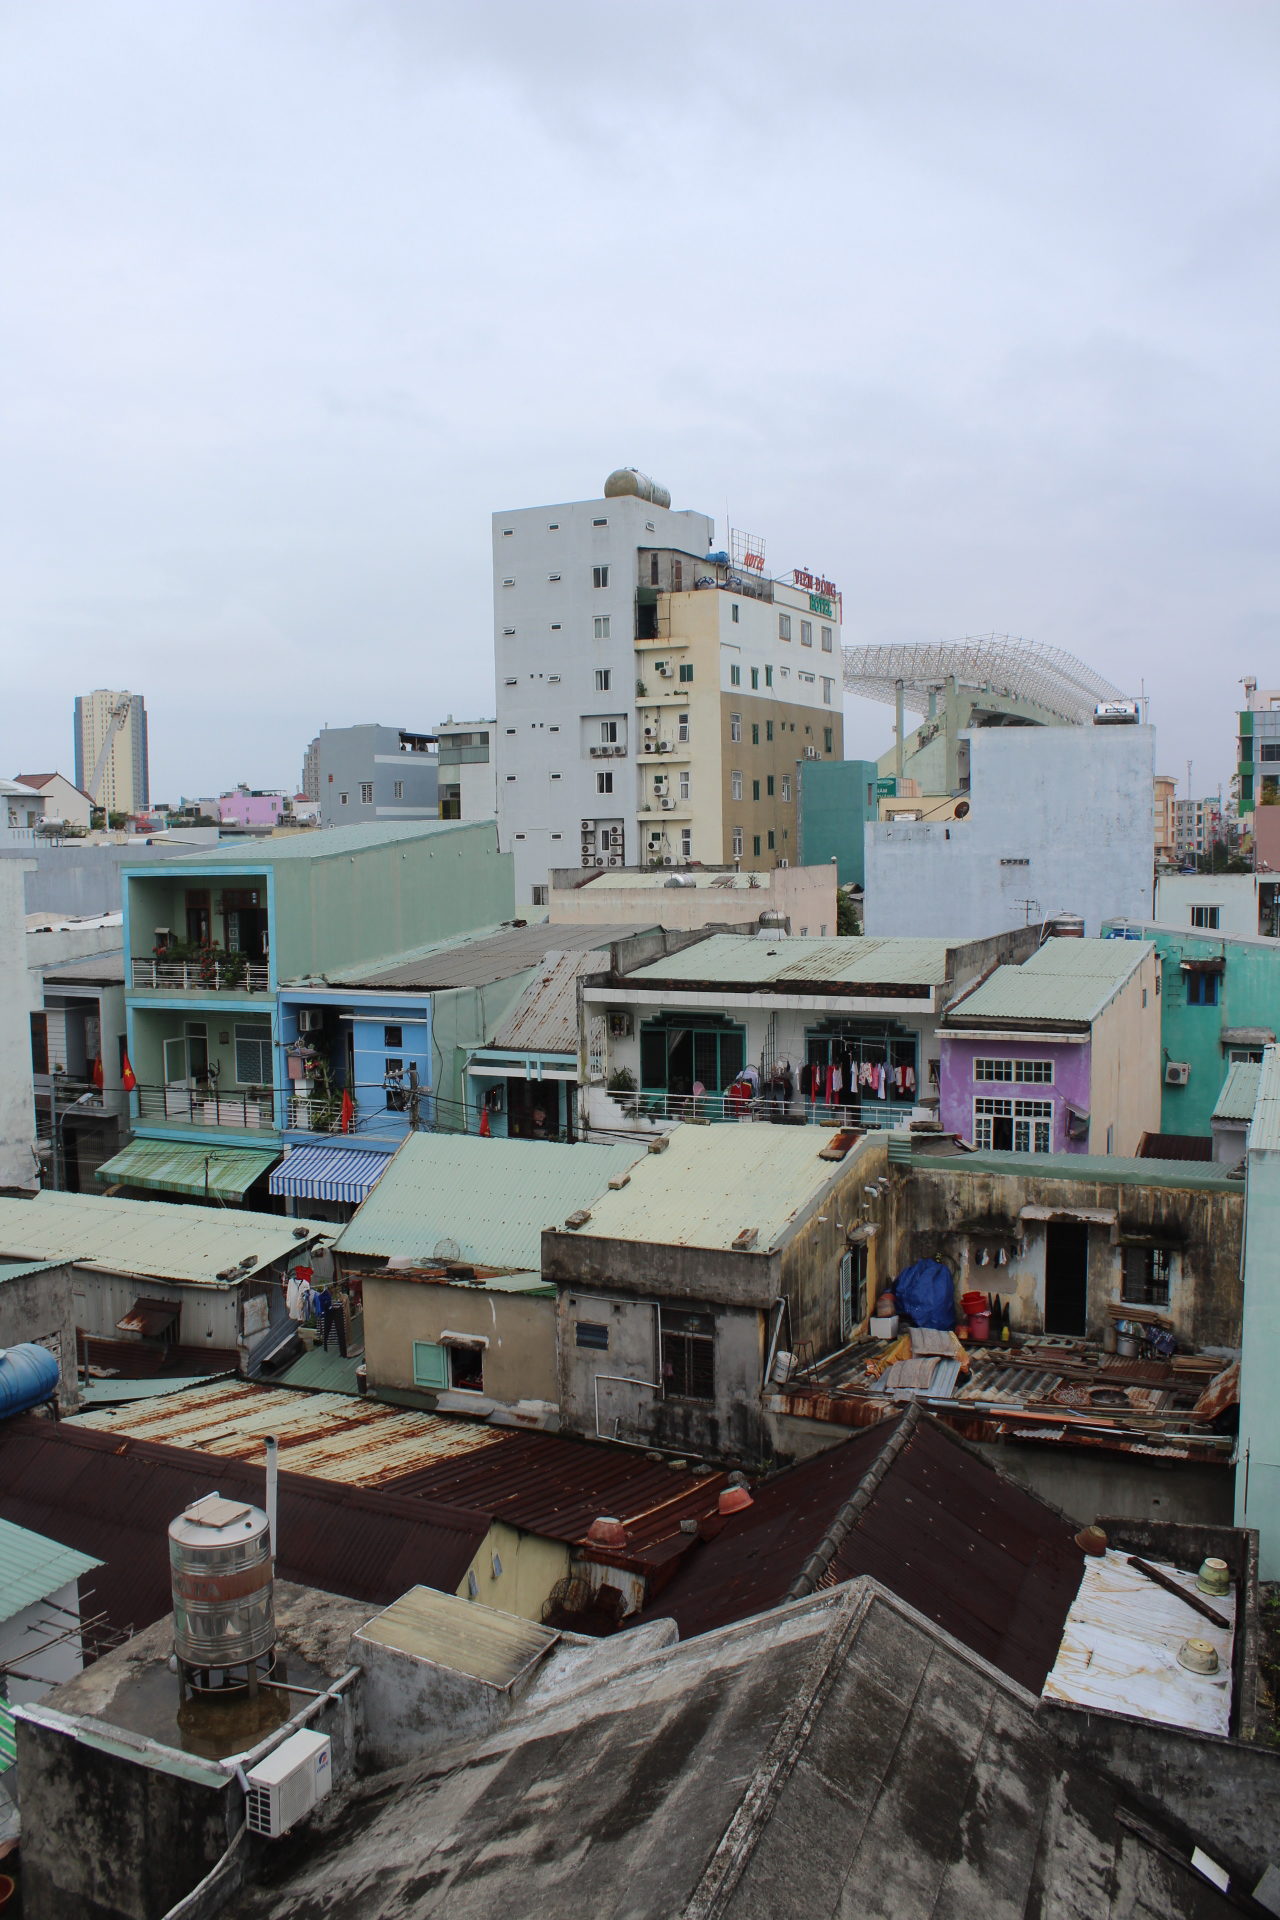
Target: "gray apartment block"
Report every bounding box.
[309,725,439,826]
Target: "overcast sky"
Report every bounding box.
[2,1,1276,803]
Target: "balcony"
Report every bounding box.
[131,957,270,994]
[285,1095,358,1135]
[136,1086,274,1130]
[619,1089,915,1129]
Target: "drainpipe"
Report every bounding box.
[894,680,905,784]
[264,1436,278,1559]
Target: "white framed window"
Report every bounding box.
[730,713,742,743]
[781,774,791,802]
[548,572,561,582]
[677,713,690,743]
[596,771,613,794]
[974,1058,1054,1084]
[593,615,610,639]
[600,721,619,744]
[359,782,374,804]
[592,565,609,589]
[731,603,740,623]
[973,1096,1053,1152]
[778,612,792,640]
[339,791,348,805]
[821,678,834,704]
[531,885,549,906]
[800,620,813,646]
[680,828,692,858]
[1122,1245,1172,1308]
[678,770,690,800]
[594,668,611,691]
[1190,906,1220,929]
[732,827,743,859]
[731,770,742,801]
[821,626,833,651]
[233,1024,273,1086]
[592,516,608,526]
[393,780,404,799]
[730,664,741,686]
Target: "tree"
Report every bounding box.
[836,889,862,936]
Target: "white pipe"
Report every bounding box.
[264,1435,278,1558]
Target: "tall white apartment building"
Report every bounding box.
[73,689,149,815]
[493,470,844,903]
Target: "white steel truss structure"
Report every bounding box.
[841,635,1123,725]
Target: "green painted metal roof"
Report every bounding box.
[913,1149,1242,1192]
[334,1133,646,1267]
[77,1373,231,1407]
[0,1515,101,1626]
[96,1138,278,1200]
[560,1123,865,1252]
[1248,1048,1280,1153]
[275,1345,365,1395]
[161,820,486,866]
[947,939,1147,1026]
[0,1256,72,1284]
[623,934,952,990]
[1213,1062,1263,1124]
[0,1700,14,1771]
[0,1191,331,1285]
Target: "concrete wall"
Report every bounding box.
[940,1034,1093,1154]
[1,839,208,919]
[0,1259,79,1409]
[1237,1056,1280,1577]
[972,1438,1234,1529]
[314,724,439,827]
[797,758,878,888]
[548,863,837,933]
[1155,873,1261,939]
[363,1274,558,1406]
[864,725,1156,939]
[1087,948,1162,1153]
[0,858,38,1190]
[458,1519,569,1624]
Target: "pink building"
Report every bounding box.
[217,789,289,829]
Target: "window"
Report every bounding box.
[781,775,791,802]
[821,626,833,651]
[823,728,834,753]
[732,827,743,859]
[731,770,743,800]
[233,1024,272,1086]
[677,713,690,742]
[393,780,404,800]
[678,663,693,683]
[575,1320,609,1350]
[592,516,608,526]
[448,1341,485,1393]
[972,1097,1053,1152]
[1187,971,1219,1005]
[765,665,773,687]
[751,667,759,689]
[752,723,760,745]
[680,828,692,858]
[974,1059,1054,1084]
[548,572,561,582]
[821,678,834,705]
[339,791,348,806]
[384,1025,403,1048]
[595,669,611,691]
[779,613,792,640]
[839,1245,869,1341]
[752,779,761,801]
[731,603,740,623]
[502,528,513,536]
[531,885,549,906]
[765,775,774,797]
[650,553,659,584]
[412,1341,450,1389]
[767,829,776,850]
[593,615,611,640]
[1122,1246,1172,1308]
[661,1307,715,1401]
[673,559,683,591]
[730,664,742,686]
[678,771,690,800]
[1190,906,1220,929]
[730,713,742,743]
[640,1018,745,1094]
[800,620,813,646]
[384,1060,405,1110]
[358,782,373,804]
[753,834,762,856]
[597,772,613,794]
[600,721,619,744]
[766,720,774,742]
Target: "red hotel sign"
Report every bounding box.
[793,568,839,597]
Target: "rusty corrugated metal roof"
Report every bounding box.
[490,947,611,1053]
[0,1418,489,1642]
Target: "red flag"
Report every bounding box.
[478,1106,491,1137]
[120,1050,137,1093]
[91,1056,104,1090]
[339,1087,355,1134]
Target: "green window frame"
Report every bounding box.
[766,720,774,742]
[753,834,762,856]
[751,723,760,745]
[752,779,760,801]
[678,663,693,683]
[412,1341,450,1389]
[766,775,775,797]
[750,667,759,689]
[639,1018,746,1095]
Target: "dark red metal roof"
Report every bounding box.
[0,1417,488,1641]
[77,1330,240,1377]
[641,1410,1085,1692]
[1137,1132,1214,1161]
[382,1427,727,1566]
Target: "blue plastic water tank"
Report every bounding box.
[0,1342,60,1417]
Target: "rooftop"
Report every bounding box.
[1214,1060,1263,1125]
[619,931,953,990]
[917,1148,1243,1192]
[1105,918,1280,952]
[1250,1045,1280,1155]
[334,1132,645,1266]
[490,946,613,1053]
[562,868,793,891]
[558,1123,863,1252]
[0,1515,102,1625]
[151,819,489,868]
[39,948,127,986]
[946,936,1148,1026]
[331,919,642,991]
[0,1192,331,1285]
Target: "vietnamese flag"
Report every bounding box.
[478,1106,491,1138]
[339,1087,355,1134]
[91,1057,104,1090]
[120,1050,137,1093]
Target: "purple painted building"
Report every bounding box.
[939,937,1162,1158]
[217,788,289,829]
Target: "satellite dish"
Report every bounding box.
[433,1237,461,1264]
[953,800,971,819]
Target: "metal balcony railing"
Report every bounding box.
[284,1096,358,1134]
[623,1090,915,1128]
[131,957,270,993]
[136,1086,274,1130]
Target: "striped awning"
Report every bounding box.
[269,1144,391,1206]
[0,1699,15,1771]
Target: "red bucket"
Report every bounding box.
[961,1292,987,1314]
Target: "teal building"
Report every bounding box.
[796,759,878,888]
[1239,1045,1280,1578]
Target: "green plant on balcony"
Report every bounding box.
[606,1067,636,1094]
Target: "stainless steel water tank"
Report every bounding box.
[170,1492,275,1669]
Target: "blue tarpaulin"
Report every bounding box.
[892,1259,956,1331]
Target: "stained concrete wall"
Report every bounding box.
[0,1259,79,1409]
[362,1275,558,1407]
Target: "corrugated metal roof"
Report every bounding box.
[0,1515,102,1624]
[643,1410,1083,1692]
[0,1256,71,1284]
[357,1586,557,1688]
[491,948,611,1053]
[67,1378,727,1554]
[948,938,1147,1026]
[335,920,642,991]
[0,1418,489,1640]
[622,933,952,989]
[560,1123,856,1251]
[41,949,126,985]
[95,1139,278,1200]
[1249,1046,1280,1154]
[164,820,482,865]
[334,1132,644,1266]
[917,1150,1243,1192]
[1214,1060,1263,1124]
[77,1373,230,1407]
[0,1192,331,1285]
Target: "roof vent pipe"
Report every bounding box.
[265,1436,278,1559]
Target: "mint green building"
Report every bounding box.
[796,759,878,888]
[1238,1045,1280,1577]
[1102,921,1280,1138]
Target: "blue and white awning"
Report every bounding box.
[269,1145,391,1206]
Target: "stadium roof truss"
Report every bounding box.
[842,634,1124,726]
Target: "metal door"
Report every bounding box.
[1044,1223,1089,1336]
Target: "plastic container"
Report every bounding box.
[967,1311,991,1342]
[961,1291,987,1315]
[0,1341,60,1418]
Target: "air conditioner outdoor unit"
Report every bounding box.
[661,798,675,810]
[804,746,818,759]
[580,820,593,832]
[595,856,606,866]
[297,1009,324,1033]
[648,834,663,849]
[662,856,675,866]
[1165,1061,1191,1086]
[657,664,673,677]
[245,1730,332,1838]
[582,856,595,868]
[607,856,621,867]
